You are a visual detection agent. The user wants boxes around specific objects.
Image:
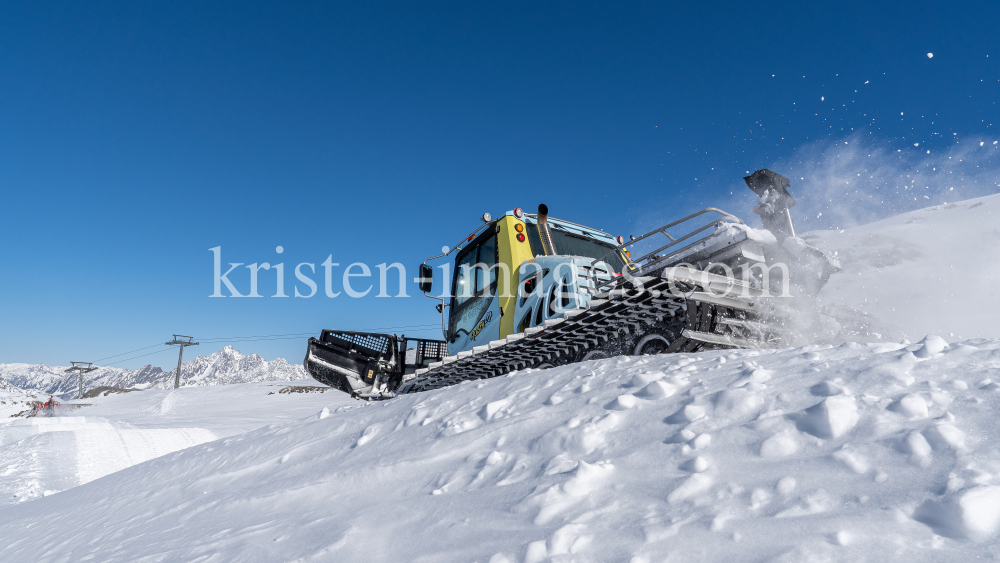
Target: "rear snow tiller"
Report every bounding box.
[305,169,838,399]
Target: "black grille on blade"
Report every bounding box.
[321,330,393,359]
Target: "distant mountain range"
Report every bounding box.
[0,375,21,393]
[0,346,307,397]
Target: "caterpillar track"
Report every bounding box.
[399,267,777,394]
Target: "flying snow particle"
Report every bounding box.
[981,141,985,146]
[817,213,823,218]
[927,150,931,154]
[821,96,825,101]
[914,143,919,147]
[927,53,934,58]
[901,112,904,116]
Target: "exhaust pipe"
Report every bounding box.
[537,204,558,255]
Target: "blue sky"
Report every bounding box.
[1,1,998,369]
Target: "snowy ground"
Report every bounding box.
[1,339,999,561]
[2,195,1000,561]
[0,389,44,419]
[0,382,350,507]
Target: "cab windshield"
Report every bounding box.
[526,223,625,273]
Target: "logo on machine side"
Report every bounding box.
[470,310,494,341]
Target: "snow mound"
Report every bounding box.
[796,395,859,439]
[915,486,1000,541]
[808,194,1000,342]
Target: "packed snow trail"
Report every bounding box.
[0,417,215,501]
[0,382,350,505]
[2,338,999,561]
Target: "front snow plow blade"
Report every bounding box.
[305,330,447,399]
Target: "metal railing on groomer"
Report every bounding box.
[589,208,743,292]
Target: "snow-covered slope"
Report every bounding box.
[0,346,306,397]
[0,380,349,506]
[2,195,1000,561]
[0,377,44,419]
[1,339,999,561]
[806,193,1000,342]
[0,375,20,393]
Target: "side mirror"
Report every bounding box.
[418,264,434,293]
